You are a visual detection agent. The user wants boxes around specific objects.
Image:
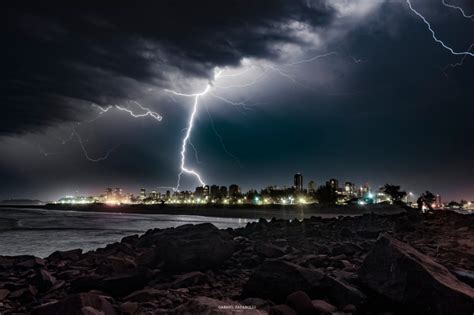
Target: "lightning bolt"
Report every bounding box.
[165,84,212,190]
[71,126,121,162]
[406,0,474,56]
[442,43,474,75]
[441,0,474,21]
[93,101,163,121]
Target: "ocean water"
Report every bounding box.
[0,208,256,258]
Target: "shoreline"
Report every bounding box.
[0,203,408,220]
[0,209,472,314]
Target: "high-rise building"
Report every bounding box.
[358,183,370,197]
[344,182,355,196]
[195,186,205,199]
[140,188,146,200]
[229,184,241,197]
[294,173,303,192]
[308,180,316,194]
[220,186,228,198]
[210,185,220,199]
[326,179,338,191]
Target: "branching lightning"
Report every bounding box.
[94,101,163,122]
[164,84,212,190]
[33,1,474,195]
[441,0,474,21]
[71,126,121,162]
[406,0,474,57]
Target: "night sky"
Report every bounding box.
[2,0,473,201]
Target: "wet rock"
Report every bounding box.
[452,268,474,287]
[285,291,315,315]
[171,271,210,289]
[0,289,9,302]
[242,260,324,303]
[331,243,362,257]
[124,288,164,302]
[98,268,152,296]
[57,269,81,280]
[319,275,366,307]
[8,285,37,303]
[34,269,57,291]
[357,229,382,239]
[121,234,139,246]
[359,234,474,315]
[141,223,234,271]
[99,255,137,274]
[254,241,285,258]
[47,249,82,262]
[31,293,116,315]
[16,256,45,268]
[119,301,139,314]
[311,300,336,314]
[243,259,365,307]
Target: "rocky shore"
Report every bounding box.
[0,210,473,314]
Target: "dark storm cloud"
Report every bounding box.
[3,1,335,136]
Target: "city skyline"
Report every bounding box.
[2,1,474,201]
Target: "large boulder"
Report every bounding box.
[359,234,474,315]
[242,260,366,306]
[242,260,324,303]
[32,293,116,315]
[254,241,286,258]
[139,223,234,271]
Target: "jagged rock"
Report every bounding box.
[242,260,324,302]
[319,275,366,307]
[254,241,285,258]
[33,269,57,291]
[359,234,474,315]
[124,288,164,302]
[0,289,10,301]
[311,300,336,314]
[331,243,362,257]
[57,269,81,280]
[357,229,382,239]
[151,223,235,271]
[98,268,152,296]
[121,234,139,246]
[119,301,138,314]
[171,271,210,289]
[452,268,474,287]
[99,256,137,274]
[285,291,315,315]
[16,256,45,268]
[243,259,365,307]
[268,304,297,315]
[47,249,83,262]
[31,293,116,315]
